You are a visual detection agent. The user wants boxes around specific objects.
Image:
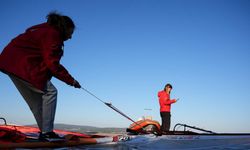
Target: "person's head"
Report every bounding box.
[164,83,173,94]
[46,12,75,41]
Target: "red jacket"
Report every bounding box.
[158,90,176,112]
[0,23,75,91]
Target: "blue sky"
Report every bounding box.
[0,0,250,133]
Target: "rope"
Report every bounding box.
[81,87,164,135]
[80,87,144,128]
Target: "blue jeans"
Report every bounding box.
[9,75,57,133]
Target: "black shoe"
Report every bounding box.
[39,132,65,142]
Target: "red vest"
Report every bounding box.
[158,90,176,112]
[0,23,75,91]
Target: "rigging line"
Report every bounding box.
[104,102,138,124]
[81,87,106,104]
[81,87,137,122]
[80,87,144,128]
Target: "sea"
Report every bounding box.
[18,134,250,150]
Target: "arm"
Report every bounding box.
[42,29,75,86]
[160,96,176,105]
[166,99,176,105]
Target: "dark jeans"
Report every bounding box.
[160,112,171,132]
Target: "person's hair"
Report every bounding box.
[164,83,173,91]
[46,11,75,39]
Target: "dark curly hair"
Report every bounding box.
[46,11,75,40]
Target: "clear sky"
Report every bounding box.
[0,0,249,133]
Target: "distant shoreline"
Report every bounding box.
[28,123,127,134]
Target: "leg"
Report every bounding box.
[39,82,62,140]
[160,112,167,132]
[42,81,57,133]
[160,112,171,132]
[9,75,44,131]
[165,112,171,131]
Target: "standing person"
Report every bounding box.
[0,12,81,140]
[158,83,177,134]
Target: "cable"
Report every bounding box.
[80,87,147,131]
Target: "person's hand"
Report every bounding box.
[172,99,177,103]
[73,80,81,88]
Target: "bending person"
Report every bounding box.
[0,12,81,140]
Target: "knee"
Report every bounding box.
[48,83,58,96]
[51,87,58,97]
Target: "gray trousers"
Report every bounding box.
[9,75,57,133]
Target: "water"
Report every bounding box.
[16,135,250,150]
[63,136,250,150]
